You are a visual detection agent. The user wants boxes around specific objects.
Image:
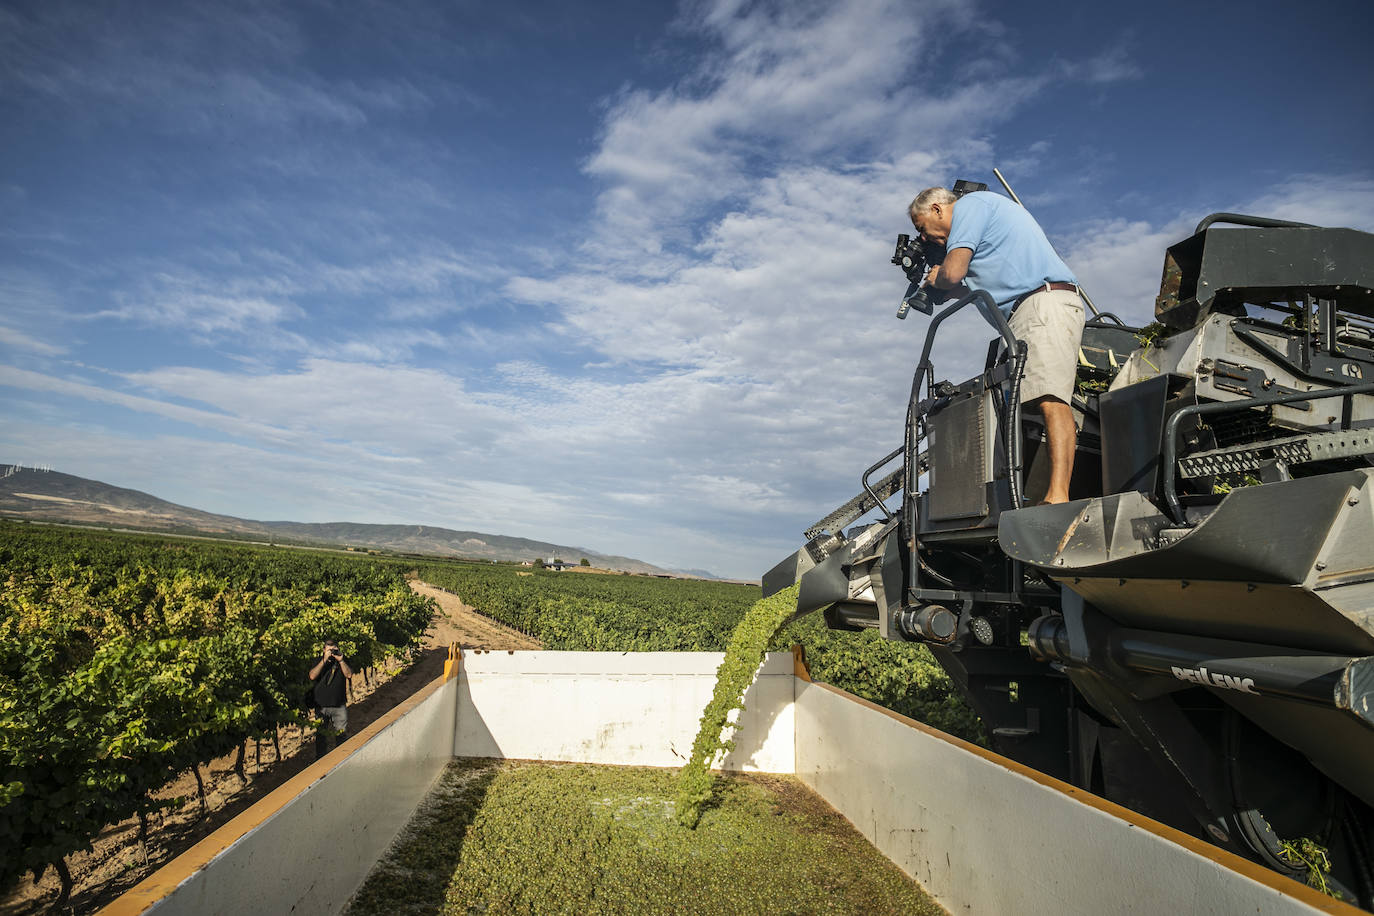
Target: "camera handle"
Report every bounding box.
[897,280,935,319]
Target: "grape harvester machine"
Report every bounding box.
[765,204,1374,905]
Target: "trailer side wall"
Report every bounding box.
[453,649,796,771]
[105,676,459,916]
[793,678,1349,915]
[104,651,1357,916]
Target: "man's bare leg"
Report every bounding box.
[1036,396,1077,504]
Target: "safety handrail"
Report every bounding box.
[912,288,1019,375]
[902,289,1027,599]
[1086,312,1130,328]
[1193,212,1318,235]
[860,446,904,524]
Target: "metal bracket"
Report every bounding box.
[1178,427,1374,479]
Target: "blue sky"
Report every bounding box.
[3,0,1373,579]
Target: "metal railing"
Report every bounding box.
[900,289,1027,599]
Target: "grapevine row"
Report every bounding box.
[1,524,982,904]
[0,522,435,898]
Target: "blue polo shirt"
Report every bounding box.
[945,191,1076,314]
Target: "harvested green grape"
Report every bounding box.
[346,758,943,916]
[676,584,799,828]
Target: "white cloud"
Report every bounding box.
[12,0,1369,579]
[66,243,493,351]
[314,253,491,297]
[0,324,66,357]
[1062,218,1185,325]
[1062,174,1374,326]
[1240,174,1374,232]
[0,365,287,442]
[95,288,302,335]
[582,0,962,256]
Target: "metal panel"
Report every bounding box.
[1100,374,1169,494]
[1158,226,1374,328]
[1065,578,1374,656]
[454,651,798,772]
[929,394,989,521]
[793,681,1346,916]
[762,546,816,597]
[797,545,852,617]
[999,472,1366,584]
[1196,228,1374,312]
[1222,694,1374,811]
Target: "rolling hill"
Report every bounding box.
[0,465,677,574]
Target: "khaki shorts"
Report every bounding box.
[1007,288,1085,404]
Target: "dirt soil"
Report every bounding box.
[1,580,539,916]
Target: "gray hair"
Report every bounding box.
[908,186,956,222]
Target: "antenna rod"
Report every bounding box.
[992,168,1022,206]
[992,168,1101,317]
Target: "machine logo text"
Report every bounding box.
[1171,665,1259,694]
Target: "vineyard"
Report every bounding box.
[413,562,984,740]
[2,522,983,912]
[0,521,435,903]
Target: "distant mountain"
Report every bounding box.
[670,567,723,580]
[0,465,677,575]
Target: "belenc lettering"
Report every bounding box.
[1170,665,1259,695]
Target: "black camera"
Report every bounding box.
[892,180,988,319]
[891,233,945,319]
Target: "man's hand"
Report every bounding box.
[309,645,338,681]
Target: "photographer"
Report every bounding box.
[308,639,354,759]
[909,187,1085,505]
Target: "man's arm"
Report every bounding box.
[308,646,332,681]
[338,657,353,679]
[926,246,972,290]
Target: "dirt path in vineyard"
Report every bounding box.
[2,579,538,916]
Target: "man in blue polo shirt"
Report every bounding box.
[908,187,1085,504]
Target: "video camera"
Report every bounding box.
[893,179,988,319]
[892,234,942,318]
